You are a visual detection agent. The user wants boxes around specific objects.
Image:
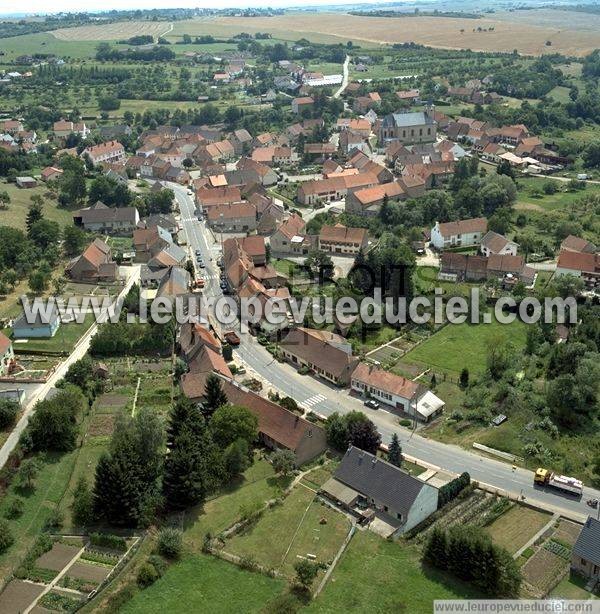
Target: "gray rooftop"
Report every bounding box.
[384,111,435,128]
[334,446,433,517]
[573,516,600,567]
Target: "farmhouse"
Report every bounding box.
[269,214,311,256]
[220,378,328,465]
[430,217,488,250]
[571,516,600,581]
[65,239,119,283]
[480,231,518,257]
[41,166,63,182]
[179,323,221,363]
[318,224,368,256]
[351,363,444,422]
[291,96,314,114]
[560,235,597,254]
[379,109,437,146]
[206,202,257,233]
[53,119,89,138]
[73,202,140,234]
[181,347,233,400]
[297,173,379,206]
[81,141,125,166]
[321,446,439,535]
[555,250,600,288]
[0,332,14,376]
[279,327,359,386]
[345,181,406,216]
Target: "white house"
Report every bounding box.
[0,332,14,375]
[431,217,488,250]
[351,363,444,422]
[322,446,439,535]
[480,231,518,257]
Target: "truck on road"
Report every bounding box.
[534,468,583,497]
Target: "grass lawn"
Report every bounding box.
[550,572,598,600]
[402,315,528,376]
[120,554,287,614]
[548,86,572,104]
[11,313,95,354]
[183,458,292,550]
[515,177,600,212]
[484,505,551,555]
[307,530,481,612]
[0,450,78,580]
[0,183,73,231]
[0,32,100,61]
[227,483,350,578]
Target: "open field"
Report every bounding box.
[121,553,286,614]
[307,530,481,612]
[484,506,551,555]
[172,13,600,56]
[0,183,73,231]
[402,316,528,376]
[51,21,171,41]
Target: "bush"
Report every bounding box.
[0,519,14,553]
[0,399,19,429]
[89,532,127,551]
[399,419,412,427]
[44,508,64,531]
[147,554,168,576]
[438,472,470,509]
[156,527,182,560]
[4,497,24,519]
[137,562,159,588]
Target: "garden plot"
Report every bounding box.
[484,506,551,555]
[0,579,45,613]
[369,345,403,365]
[67,560,112,583]
[36,543,81,571]
[521,547,568,598]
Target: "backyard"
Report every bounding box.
[307,531,481,612]
[401,316,528,376]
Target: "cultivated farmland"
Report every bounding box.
[51,21,171,41]
[173,12,600,56]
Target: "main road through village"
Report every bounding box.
[171,182,600,522]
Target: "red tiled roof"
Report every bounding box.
[0,331,11,355]
[352,362,420,400]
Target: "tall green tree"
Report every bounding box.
[388,433,402,467]
[203,374,228,418]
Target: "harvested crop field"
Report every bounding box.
[36,543,80,572]
[193,13,600,56]
[51,21,170,41]
[0,580,45,613]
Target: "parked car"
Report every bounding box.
[224,331,241,346]
[219,280,228,290]
[195,277,205,289]
[195,249,202,256]
[364,399,380,410]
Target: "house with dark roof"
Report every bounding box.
[220,378,328,465]
[378,109,437,146]
[571,516,600,581]
[321,446,438,535]
[279,327,359,386]
[73,202,140,234]
[560,235,597,254]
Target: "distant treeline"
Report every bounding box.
[0,14,92,39]
[349,10,482,19]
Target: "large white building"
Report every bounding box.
[431,217,488,250]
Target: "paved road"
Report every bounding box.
[171,185,600,521]
[333,55,350,99]
[0,266,141,469]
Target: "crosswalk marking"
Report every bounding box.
[302,394,326,408]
